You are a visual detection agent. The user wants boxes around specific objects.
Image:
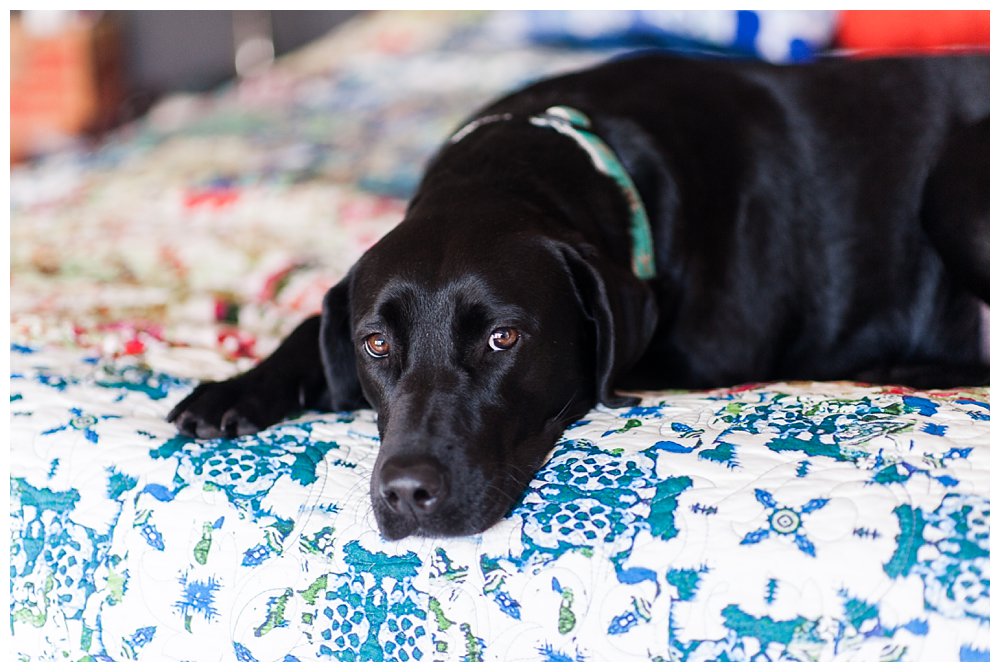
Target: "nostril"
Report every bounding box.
[378,456,447,517]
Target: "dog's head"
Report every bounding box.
[320,205,656,539]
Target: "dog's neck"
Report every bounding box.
[426,106,658,281]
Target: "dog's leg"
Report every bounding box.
[167,316,332,438]
[921,116,989,303]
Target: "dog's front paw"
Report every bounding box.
[167,378,284,439]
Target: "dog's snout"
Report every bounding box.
[378,456,447,517]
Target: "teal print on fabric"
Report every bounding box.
[698,441,740,469]
[42,408,122,444]
[667,567,707,602]
[740,489,829,557]
[314,541,428,662]
[174,572,221,632]
[649,476,693,541]
[96,364,188,401]
[537,642,586,662]
[233,642,258,661]
[122,626,157,659]
[10,340,989,661]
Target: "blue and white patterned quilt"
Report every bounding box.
[8,10,990,663]
[10,346,990,661]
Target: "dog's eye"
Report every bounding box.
[488,327,520,351]
[364,333,390,358]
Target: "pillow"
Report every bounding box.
[835,10,989,54]
[504,10,839,63]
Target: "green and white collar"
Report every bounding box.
[450,105,656,280]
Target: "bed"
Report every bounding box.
[9,11,990,662]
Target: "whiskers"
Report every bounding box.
[547,392,582,430]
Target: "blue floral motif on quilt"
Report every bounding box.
[9,345,989,661]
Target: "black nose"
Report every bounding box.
[378,456,447,517]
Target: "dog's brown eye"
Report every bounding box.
[488,327,520,351]
[364,333,390,358]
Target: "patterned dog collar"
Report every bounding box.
[450,105,656,280]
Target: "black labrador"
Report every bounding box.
[168,53,989,540]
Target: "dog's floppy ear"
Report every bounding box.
[556,241,658,408]
[319,272,367,411]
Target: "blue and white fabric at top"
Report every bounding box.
[503,10,839,63]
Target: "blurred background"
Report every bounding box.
[9,9,992,366]
[10,10,359,162]
[10,9,990,164]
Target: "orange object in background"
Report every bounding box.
[10,11,123,163]
[836,10,989,55]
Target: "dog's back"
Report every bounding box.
[465,54,989,388]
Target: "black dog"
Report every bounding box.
[168,53,989,540]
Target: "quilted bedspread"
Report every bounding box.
[9,11,990,662]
